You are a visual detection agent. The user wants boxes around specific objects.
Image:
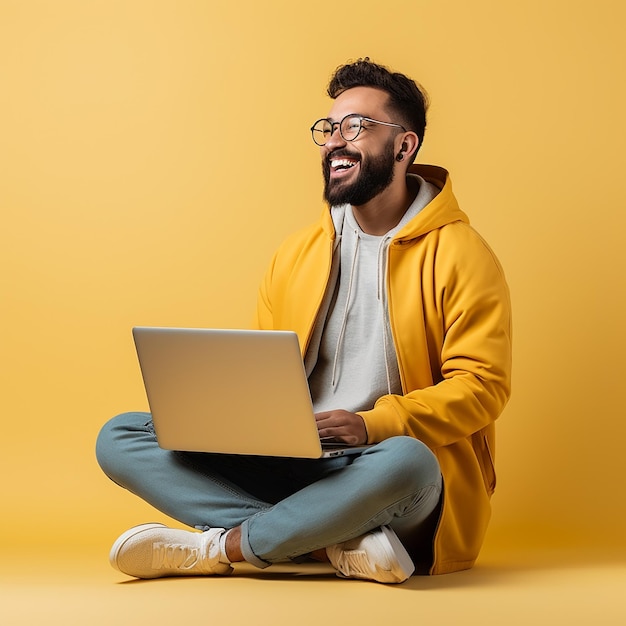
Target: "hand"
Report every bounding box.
[315,410,367,445]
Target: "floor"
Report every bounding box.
[2,539,625,626]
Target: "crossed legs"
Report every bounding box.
[96,412,442,579]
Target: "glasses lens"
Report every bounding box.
[311,119,332,146]
[340,116,362,141]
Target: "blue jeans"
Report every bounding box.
[96,412,442,569]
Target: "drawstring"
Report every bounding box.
[331,229,360,388]
[378,236,393,395]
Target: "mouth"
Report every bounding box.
[327,154,360,179]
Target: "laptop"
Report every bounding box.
[132,327,372,458]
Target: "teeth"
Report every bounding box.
[331,159,357,169]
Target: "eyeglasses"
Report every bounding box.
[310,114,406,146]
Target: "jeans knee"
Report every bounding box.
[95,415,121,478]
[374,436,441,493]
[95,411,151,480]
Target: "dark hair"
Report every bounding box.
[327,58,429,161]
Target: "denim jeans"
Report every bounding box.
[96,412,442,569]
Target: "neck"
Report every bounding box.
[351,175,419,236]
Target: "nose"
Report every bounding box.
[323,122,347,152]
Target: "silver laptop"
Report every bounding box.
[132,327,372,458]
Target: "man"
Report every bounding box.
[96,59,512,583]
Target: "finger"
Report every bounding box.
[315,410,335,422]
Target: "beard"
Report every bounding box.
[323,139,396,207]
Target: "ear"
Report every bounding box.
[395,131,420,163]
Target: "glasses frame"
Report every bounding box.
[310,114,407,146]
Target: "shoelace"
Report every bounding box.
[336,548,373,576]
[152,542,201,571]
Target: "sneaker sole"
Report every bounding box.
[380,525,415,582]
[109,523,167,573]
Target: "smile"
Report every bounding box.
[327,155,361,180]
[330,158,358,171]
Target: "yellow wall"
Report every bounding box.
[2,0,625,552]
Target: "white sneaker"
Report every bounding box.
[109,523,233,579]
[326,526,415,583]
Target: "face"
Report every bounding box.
[321,86,401,207]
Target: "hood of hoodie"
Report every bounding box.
[321,164,469,243]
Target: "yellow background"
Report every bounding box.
[1,0,625,562]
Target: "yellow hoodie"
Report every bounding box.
[255,164,512,575]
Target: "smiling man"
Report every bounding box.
[96,59,512,583]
